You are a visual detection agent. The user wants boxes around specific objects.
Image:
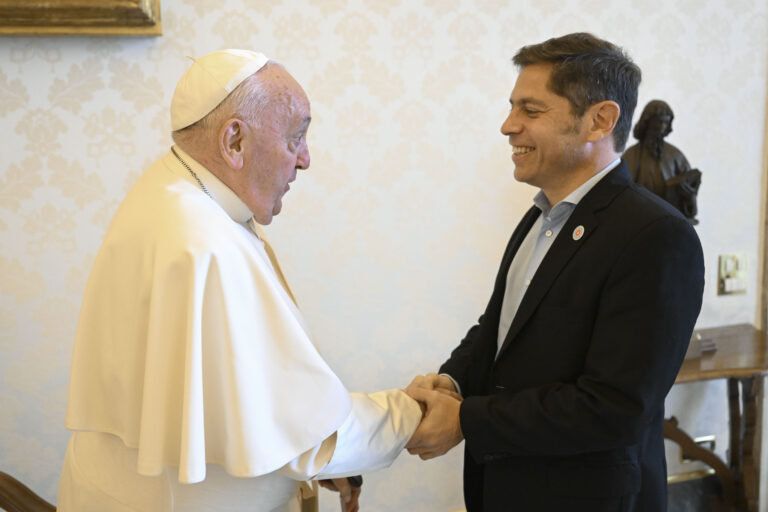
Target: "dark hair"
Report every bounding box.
[632,99,673,141]
[513,32,641,152]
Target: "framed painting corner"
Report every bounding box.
[0,0,162,36]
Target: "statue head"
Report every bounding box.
[633,99,674,142]
[631,100,674,160]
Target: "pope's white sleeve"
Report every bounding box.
[277,389,422,480]
[316,389,422,478]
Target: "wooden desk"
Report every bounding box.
[665,324,768,512]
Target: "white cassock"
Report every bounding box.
[58,147,422,512]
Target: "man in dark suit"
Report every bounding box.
[405,33,705,512]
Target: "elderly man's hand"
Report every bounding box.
[405,387,463,460]
[318,478,361,512]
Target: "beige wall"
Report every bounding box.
[1,0,766,510]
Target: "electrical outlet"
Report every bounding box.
[718,253,747,295]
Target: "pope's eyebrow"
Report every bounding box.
[292,117,311,136]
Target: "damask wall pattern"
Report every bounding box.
[0,0,766,510]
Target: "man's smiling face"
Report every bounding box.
[500,63,589,201]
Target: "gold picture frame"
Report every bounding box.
[0,0,161,36]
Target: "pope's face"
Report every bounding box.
[243,67,311,225]
[500,63,587,198]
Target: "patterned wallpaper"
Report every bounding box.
[1,0,766,510]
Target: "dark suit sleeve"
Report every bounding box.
[459,214,704,461]
[439,320,486,395]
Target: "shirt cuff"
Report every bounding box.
[440,373,463,397]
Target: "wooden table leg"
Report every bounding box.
[729,378,744,480]
[740,377,760,511]
[727,377,756,511]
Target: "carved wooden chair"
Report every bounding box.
[0,472,55,512]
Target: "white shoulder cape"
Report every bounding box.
[66,152,350,483]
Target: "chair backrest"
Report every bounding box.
[0,472,55,512]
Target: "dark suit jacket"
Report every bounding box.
[440,162,704,512]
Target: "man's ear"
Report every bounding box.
[219,118,247,170]
[586,100,620,143]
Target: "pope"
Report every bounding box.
[57,49,422,512]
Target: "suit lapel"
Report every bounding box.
[496,162,633,358]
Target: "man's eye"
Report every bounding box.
[524,109,540,116]
[289,135,305,151]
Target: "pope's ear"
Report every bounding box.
[219,118,246,170]
[586,100,620,143]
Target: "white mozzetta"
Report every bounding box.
[65,150,351,484]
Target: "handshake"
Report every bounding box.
[403,372,464,460]
[319,373,462,512]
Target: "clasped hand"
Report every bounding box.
[318,478,361,512]
[404,373,464,460]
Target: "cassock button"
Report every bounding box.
[573,225,585,241]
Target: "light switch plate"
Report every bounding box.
[718,253,747,295]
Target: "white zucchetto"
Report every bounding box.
[170,49,270,131]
